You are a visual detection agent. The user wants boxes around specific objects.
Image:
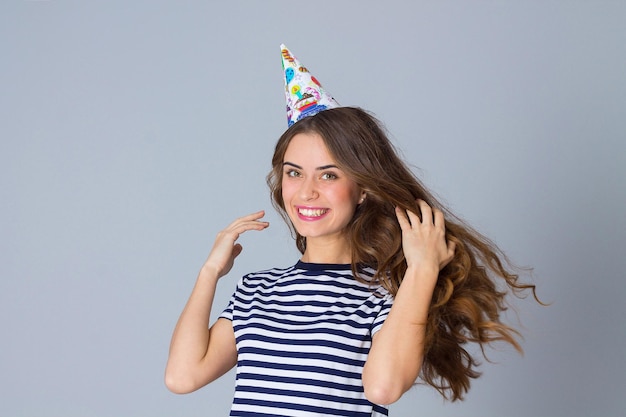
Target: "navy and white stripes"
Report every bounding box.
[220,261,393,416]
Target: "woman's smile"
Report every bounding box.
[296,206,331,220]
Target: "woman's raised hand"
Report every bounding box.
[203,210,269,279]
[395,200,456,274]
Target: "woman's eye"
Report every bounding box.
[285,170,300,178]
[321,172,337,180]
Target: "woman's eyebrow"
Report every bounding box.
[283,162,339,171]
[316,164,339,171]
[282,162,302,169]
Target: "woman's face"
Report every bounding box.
[281,132,363,243]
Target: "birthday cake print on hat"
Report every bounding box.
[281,44,339,126]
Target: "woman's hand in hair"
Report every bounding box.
[395,200,456,274]
[202,210,269,279]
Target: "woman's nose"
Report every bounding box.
[299,177,318,201]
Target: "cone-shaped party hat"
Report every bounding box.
[281,44,339,126]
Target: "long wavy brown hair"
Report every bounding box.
[267,107,540,401]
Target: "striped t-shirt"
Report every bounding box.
[220,261,394,417]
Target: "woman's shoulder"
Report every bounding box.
[243,263,297,279]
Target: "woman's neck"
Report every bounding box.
[301,236,352,264]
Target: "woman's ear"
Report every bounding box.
[358,191,367,205]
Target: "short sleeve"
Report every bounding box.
[371,294,394,335]
[218,291,235,321]
[219,277,244,322]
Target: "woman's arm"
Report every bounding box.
[164,266,236,394]
[362,200,455,405]
[164,211,269,393]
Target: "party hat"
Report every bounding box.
[281,44,339,126]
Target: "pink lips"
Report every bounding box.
[295,206,330,221]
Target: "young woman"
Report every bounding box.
[165,106,538,416]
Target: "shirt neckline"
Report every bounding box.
[295,260,353,271]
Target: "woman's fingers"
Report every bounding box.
[226,210,269,234]
[416,199,432,224]
[396,199,456,271]
[433,207,445,229]
[231,243,243,259]
[445,240,456,264]
[394,206,411,230]
[205,210,269,278]
[398,200,440,228]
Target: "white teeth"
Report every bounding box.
[299,208,327,217]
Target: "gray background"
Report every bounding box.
[2,1,625,416]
